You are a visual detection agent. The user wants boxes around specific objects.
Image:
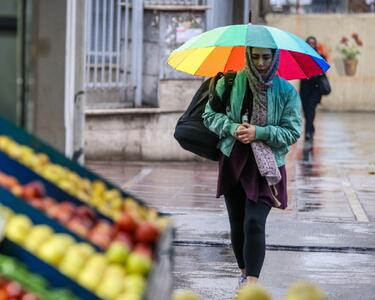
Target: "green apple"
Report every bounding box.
[236,284,271,300]
[6,215,32,244]
[106,242,130,265]
[37,241,66,265]
[59,259,84,279]
[126,253,152,276]
[59,245,91,278]
[92,180,106,196]
[104,265,126,279]
[123,274,146,294]
[48,234,75,248]
[0,205,14,221]
[96,276,124,300]
[285,282,326,300]
[78,269,103,291]
[172,289,202,300]
[68,243,95,258]
[115,292,142,300]
[86,254,108,271]
[24,225,53,252]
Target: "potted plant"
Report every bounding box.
[338,33,363,76]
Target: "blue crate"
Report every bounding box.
[0,116,146,206]
[0,151,113,223]
[0,116,174,300]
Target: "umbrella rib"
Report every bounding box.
[222,46,235,73]
[293,53,309,78]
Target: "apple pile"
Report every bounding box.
[0,172,165,254]
[0,278,40,300]
[0,136,168,224]
[0,254,79,300]
[2,208,153,300]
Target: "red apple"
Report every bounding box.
[116,212,139,233]
[5,281,23,298]
[135,222,160,244]
[29,198,44,210]
[59,201,76,211]
[93,220,114,236]
[134,243,153,259]
[55,210,73,225]
[67,218,90,238]
[114,231,134,249]
[46,203,60,219]
[0,277,9,285]
[89,230,112,249]
[76,206,97,221]
[0,173,19,189]
[22,293,39,300]
[41,197,57,211]
[0,291,7,300]
[21,181,45,200]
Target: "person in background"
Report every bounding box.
[299,36,326,147]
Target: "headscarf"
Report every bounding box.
[244,47,282,188]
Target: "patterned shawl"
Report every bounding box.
[245,47,282,186]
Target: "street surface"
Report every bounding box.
[88,112,375,300]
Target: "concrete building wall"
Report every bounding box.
[85,109,200,161]
[266,13,375,112]
[32,0,67,152]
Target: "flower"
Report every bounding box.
[338,33,363,60]
[340,36,348,45]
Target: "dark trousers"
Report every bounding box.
[301,92,321,140]
[224,183,271,278]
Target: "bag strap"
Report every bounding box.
[222,71,236,112]
[209,71,237,113]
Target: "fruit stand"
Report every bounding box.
[0,116,174,300]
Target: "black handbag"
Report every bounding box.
[173,72,236,161]
[317,74,331,96]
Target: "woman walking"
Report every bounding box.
[300,36,325,146]
[202,47,301,286]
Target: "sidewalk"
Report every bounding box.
[88,112,375,300]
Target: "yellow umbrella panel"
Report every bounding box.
[168,46,246,77]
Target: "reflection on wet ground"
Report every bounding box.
[174,244,375,300]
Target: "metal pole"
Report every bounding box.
[132,0,143,107]
[108,0,114,86]
[123,0,130,90]
[85,0,92,88]
[244,0,250,23]
[116,0,121,85]
[93,0,99,88]
[101,0,107,87]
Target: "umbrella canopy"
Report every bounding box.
[168,24,330,80]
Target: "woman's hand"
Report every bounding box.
[235,123,256,144]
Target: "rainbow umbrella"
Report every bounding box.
[168,24,330,80]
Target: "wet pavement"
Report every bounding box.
[87,112,375,300]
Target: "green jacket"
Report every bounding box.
[202,70,301,167]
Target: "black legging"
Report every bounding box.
[300,85,322,140]
[224,183,271,278]
[301,95,320,139]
